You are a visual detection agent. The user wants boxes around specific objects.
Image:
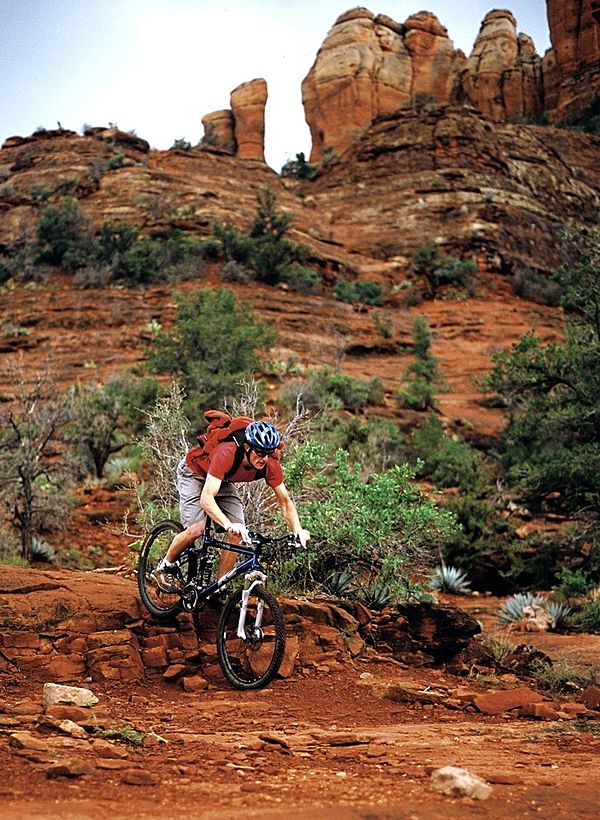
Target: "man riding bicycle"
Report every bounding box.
[152,420,310,591]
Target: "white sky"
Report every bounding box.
[1,1,552,171]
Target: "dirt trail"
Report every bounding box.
[1,595,600,820]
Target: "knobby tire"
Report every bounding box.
[138,519,185,622]
[217,585,285,690]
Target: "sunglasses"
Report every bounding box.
[251,446,274,458]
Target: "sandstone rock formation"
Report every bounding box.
[301,8,414,163]
[403,11,465,105]
[546,0,600,122]
[462,10,544,122]
[202,78,268,162]
[231,78,268,162]
[301,4,599,164]
[200,109,236,154]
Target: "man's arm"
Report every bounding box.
[272,482,310,546]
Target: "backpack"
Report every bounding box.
[185,410,281,481]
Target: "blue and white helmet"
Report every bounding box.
[245,420,281,452]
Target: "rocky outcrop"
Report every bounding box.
[403,12,465,105]
[301,8,414,163]
[201,78,268,162]
[461,10,544,122]
[546,0,600,122]
[301,4,600,163]
[306,105,600,278]
[301,6,550,164]
[230,78,268,162]
[200,109,236,154]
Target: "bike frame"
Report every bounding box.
[181,528,267,612]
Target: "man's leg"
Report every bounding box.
[165,520,204,564]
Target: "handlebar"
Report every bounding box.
[246,531,301,549]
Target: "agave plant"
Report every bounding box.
[497,592,546,624]
[30,537,55,563]
[356,581,393,611]
[428,563,471,595]
[543,600,572,629]
[325,568,358,598]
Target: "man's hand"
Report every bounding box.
[227,522,251,543]
[295,528,311,548]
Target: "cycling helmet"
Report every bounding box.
[245,420,281,452]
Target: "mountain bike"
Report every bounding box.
[137,519,298,690]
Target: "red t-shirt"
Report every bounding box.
[198,442,284,488]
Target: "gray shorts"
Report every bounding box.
[176,458,245,529]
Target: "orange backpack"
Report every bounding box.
[185,410,281,479]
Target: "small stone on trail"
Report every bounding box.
[430,766,492,800]
[46,758,94,778]
[43,683,99,709]
[58,719,89,738]
[122,769,158,785]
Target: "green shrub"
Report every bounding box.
[35,197,96,269]
[552,567,593,600]
[410,244,476,298]
[334,279,384,305]
[280,265,321,294]
[409,416,490,492]
[144,288,275,426]
[397,317,444,411]
[278,445,458,595]
[280,152,317,180]
[513,268,563,306]
[280,367,384,415]
[567,599,600,633]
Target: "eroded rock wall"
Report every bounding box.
[546,0,600,121]
[301,4,599,163]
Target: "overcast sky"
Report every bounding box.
[1,1,552,171]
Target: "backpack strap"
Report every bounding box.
[223,440,267,482]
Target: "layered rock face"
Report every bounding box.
[546,0,600,121]
[230,78,268,161]
[201,78,267,161]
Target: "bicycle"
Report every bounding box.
[137,518,299,690]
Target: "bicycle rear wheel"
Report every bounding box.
[217,585,285,690]
[138,519,186,622]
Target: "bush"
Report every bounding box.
[280,152,317,180]
[279,367,384,415]
[410,244,476,298]
[35,197,96,269]
[278,445,458,595]
[513,268,563,306]
[280,265,321,294]
[409,416,491,492]
[144,288,275,426]
[333,279,384,305]
[396,316,443,411]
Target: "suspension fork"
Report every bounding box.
[237,570,267,639]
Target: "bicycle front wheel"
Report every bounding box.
[137,519,185,622]
[217,585,285,690]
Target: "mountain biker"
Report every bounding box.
[152,420,310,592]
